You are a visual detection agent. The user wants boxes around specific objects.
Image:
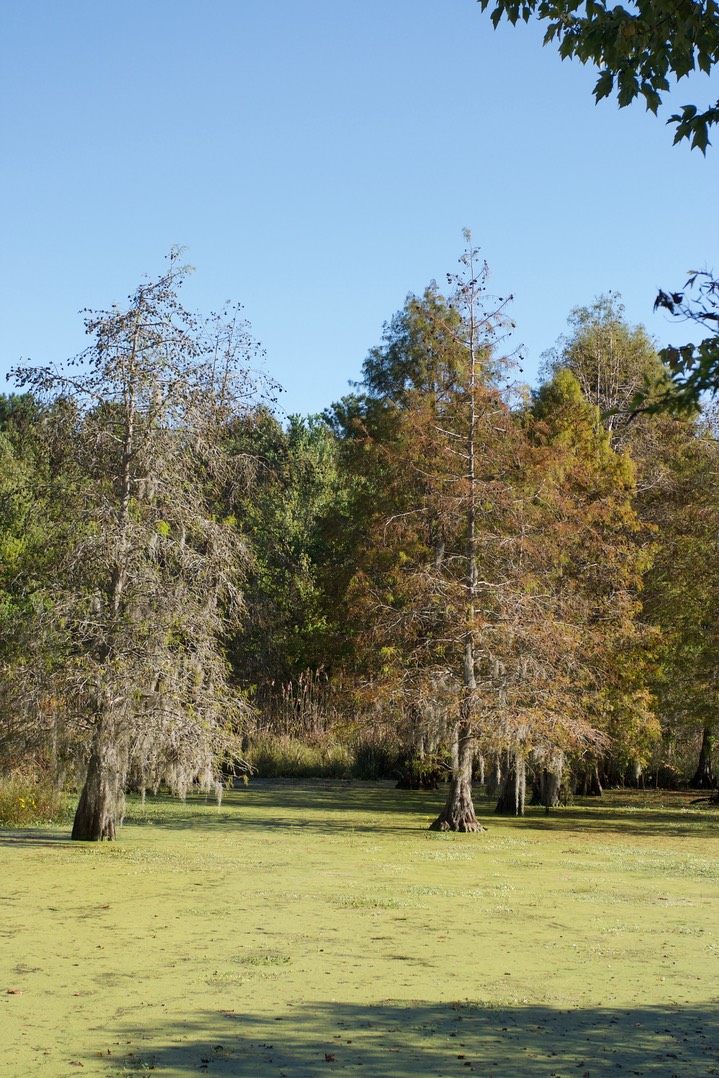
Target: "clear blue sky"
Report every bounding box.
[2,0,717,417]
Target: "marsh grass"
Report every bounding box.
[242,731,406,780]
[0,781,716,1077]
[243,733,354,778]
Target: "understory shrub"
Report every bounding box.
[0,770,71,826]
[394,748,452,789]
[351,738,403,780]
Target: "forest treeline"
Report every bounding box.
[1,246,717,837]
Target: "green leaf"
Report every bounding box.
[594,69,614,102]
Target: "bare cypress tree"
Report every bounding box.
[11,253,268,839]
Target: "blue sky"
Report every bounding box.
[1,0,718,418]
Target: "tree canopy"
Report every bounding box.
[478,0,719,151]
[477,3,719,412]
[2,246,718,837]
[6,255,264,839]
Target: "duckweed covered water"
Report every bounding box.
[1,782,717,1076]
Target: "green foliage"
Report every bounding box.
[531,369,660,772]
[540,293,665,444]
[341,274,517,700]
[477,7,719,410]
[225,410,348,684]
[335,257,657,795]
[358,284,468,404]
[3,255,718,800]
[638,411,719,768]
[479,0,719,150]
[395,748,452,789]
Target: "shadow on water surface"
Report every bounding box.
[120,781,443,835]
[2,782,715,845]
[508,804,718,840]
[0,827,73,848]
[100,999,719,1077]
[118,781,719,841]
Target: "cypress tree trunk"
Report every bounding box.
[485,755,502,798]
[577,762,603,797]
[429,720,483,832]
[691,727,715,789]
[71,722,126,841]
[475,753,485,786]
[530,768,562,811]
[495,755,526,815]
[530,753,564,812]
[603,755,623,788]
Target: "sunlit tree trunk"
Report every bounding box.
[429,717,481,832]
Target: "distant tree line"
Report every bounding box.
[1,243,717,838]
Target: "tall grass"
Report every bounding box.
[250,668,339,738]
[243,731,404,780]
[244,732,354,778]
[247,669,405,780]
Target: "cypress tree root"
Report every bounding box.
[428,776,483,832]
[71,732,125,841]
